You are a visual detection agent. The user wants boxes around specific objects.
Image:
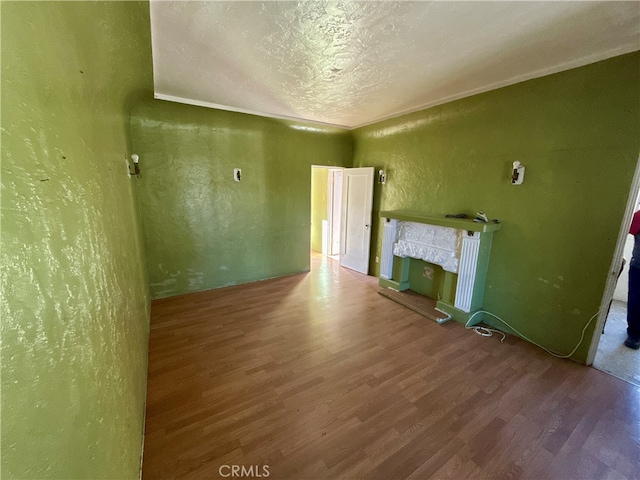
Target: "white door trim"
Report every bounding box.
[587,155,640,365]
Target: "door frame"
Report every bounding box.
[326,168,343,257]
[587,155,640,365]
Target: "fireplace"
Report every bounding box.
[379,211,501,324]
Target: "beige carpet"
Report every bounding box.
[593,300,640,386]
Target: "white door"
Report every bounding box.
[340,167,374,274]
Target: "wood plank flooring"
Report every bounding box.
[142,255,640,480]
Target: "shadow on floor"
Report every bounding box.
[593,300,640,386]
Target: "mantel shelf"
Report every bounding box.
[380,210,501,233]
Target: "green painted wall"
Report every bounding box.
[311,167,329,253]
[131,100,352,299]
[1,2,153,478]
[408,259,445,300]
[353,52,640,363]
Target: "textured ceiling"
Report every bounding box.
[150,1,640,129]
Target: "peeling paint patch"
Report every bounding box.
[188,270,204,289]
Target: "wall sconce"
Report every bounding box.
[127,154,140,178]
[511,161,525,185]
[378,169,387,185]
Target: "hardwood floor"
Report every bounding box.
[142,255,640,480]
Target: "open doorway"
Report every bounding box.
[327,168,343,258]
[311,166,343,259]
[592,197,640,386]
[310,166,374,274]
[590,157,640,386]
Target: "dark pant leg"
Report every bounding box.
[627,266,640,339]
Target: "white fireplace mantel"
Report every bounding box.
[379,211,500,324]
